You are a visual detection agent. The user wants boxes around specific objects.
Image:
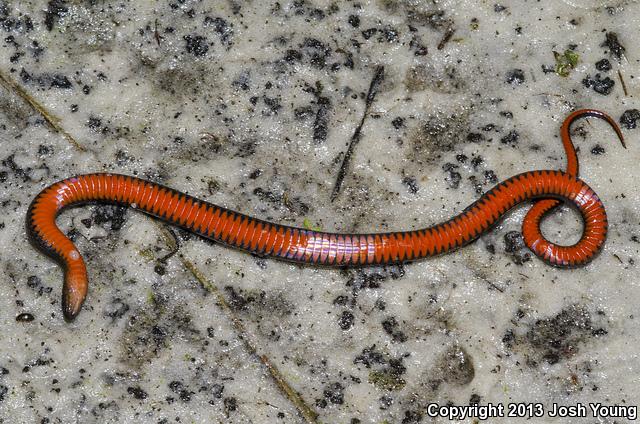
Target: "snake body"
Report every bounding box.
[26,110,624,320]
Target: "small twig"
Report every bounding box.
[0,70,85,152]
[154,18,161,46]
[437,26,455,50]
[487,281,505,293]
[617,70,628,96]
[331,66,385,201]
[157,224,319,423]
[158,226,180,262]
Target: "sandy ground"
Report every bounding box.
[0,1,638,423]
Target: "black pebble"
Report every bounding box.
[50,75,71,89]
[601,32,625,61]
[337,310,354,330]
[16,313,34,322]
[323,382,345,405]
[127,386,148,400]
[402,176,418,194]
[500,130,519,146]
[361,28,377,40]
[619,109,640,129]
[391,117,404,129]
[505,69,525,84]
[582,74,614,95]
[595,58,611,72]
[504,231,524,253]
[184,35,209,56]
[466,132,484,143]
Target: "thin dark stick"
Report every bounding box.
[617,69,628,96]
[437,26,455,50]
[331,66,385,201]
[154,19,161,45]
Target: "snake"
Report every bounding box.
[26,109,624,320]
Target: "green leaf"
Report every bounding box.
[303,218,322,231]
[553,49,580,77]
[368,370,406,391]
[565,49,579,67]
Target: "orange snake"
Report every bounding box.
[26,109,624,320]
